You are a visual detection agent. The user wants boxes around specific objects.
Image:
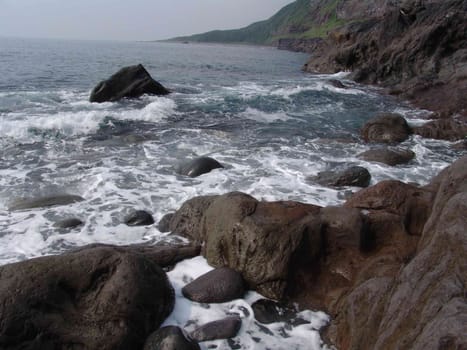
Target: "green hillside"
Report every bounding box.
[169,0,319,45]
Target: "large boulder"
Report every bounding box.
[0,244,200,350]
[189,316,242,342]
[358,147,415,166]
[360,113,412,144]
[90,64,170,103]
[309,166,371,187]
[144,326,200,350]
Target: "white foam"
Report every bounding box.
[240,107,293,123]
[163,256,330,350]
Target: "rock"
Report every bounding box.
[190,316,242,342]
[144,326,200,350]
[176,156,224,178]
[360,113,412,144]
[202,192,322,299]
[309,166,371,187]
[182,267,245,303]
[158,213,174,232]
[452,139,467,150]
[164,195,218,241]
[252,299,296,324]
[8,194,85,211]
[0,245,176,350]
[325,156,467,349]
[125,210,155,226]
[345,180,434,236]
[412,117,467,141]
[328,79,346,88]
[89,64,170,103]
[53,218,84,229]
[358,147,415,166]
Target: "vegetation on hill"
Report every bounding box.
[168,0,348,45]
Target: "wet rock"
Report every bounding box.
[125,210,155,226]
[144,326,200,350]
[360,113,412,144]
[412,117,467,141]
[309,166,371,187]
[252,299,296,324]
[0,245,175,350]
[182,267,245,303]
[328,79,346,88]
[9,194,85,211]
[164,195,218,241]
[358,147,415,166]
[158,213,174,232]
[177,156,224,178]
[190,316,242,342]
[90,64,170,103]
[202,192,322,299]
[53,218,84,229]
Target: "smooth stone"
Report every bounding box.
[177,157,224,178]
[125,210,155,226]
[158,213,174,233]
[360,113,412,144]
[9,194,85,211]
[53,218,84,229]
[182,267,245,303]
[358,148,416,166]
[190,316,242,342]
[144,326,200,350]
[309,166,371,188]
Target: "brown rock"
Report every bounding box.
[358,147,415,166]
[413,117,467,141]
[360,113,412,144]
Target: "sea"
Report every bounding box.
[0,37,461,349]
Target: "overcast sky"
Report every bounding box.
[0,0,293,41]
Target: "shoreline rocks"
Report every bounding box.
[176,156,224,178]
[309,165,371,188]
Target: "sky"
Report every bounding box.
[0,0,293,41]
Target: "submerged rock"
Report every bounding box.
[360,113,412,144]
[190,316,242,342]
[89,64,170,103]
[309,166,371,187]
[125,210,155,226]
[182,267,245,303]
[53,218,84,229]
[0,244,176,350]
[176,156,224,178]
[9,194,85,211]
[252,299,296,324]
[358,147,415,166]
[144,326,200,350]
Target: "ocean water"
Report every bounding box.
[0,37,460,349]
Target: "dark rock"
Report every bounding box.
[190,316,242,342]
[9,194,85,211]
[144,326,200,350]
[158,213,174,232]
[328,79,346,89]
[358,148,415,166]
[53,218,84,229]
[360,113,412,144]
[309,166,371,187]
[125,210,155,226]
[176,156,224,178]
[0,245,175,350]
[412,117,467,141]
[182,267,245,303]
[452,139,467,150]
[90,64,170,103]
[252,299,296,324]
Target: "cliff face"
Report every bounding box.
[303,0,467,118]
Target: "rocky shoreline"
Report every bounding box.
[1,52,466,349]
